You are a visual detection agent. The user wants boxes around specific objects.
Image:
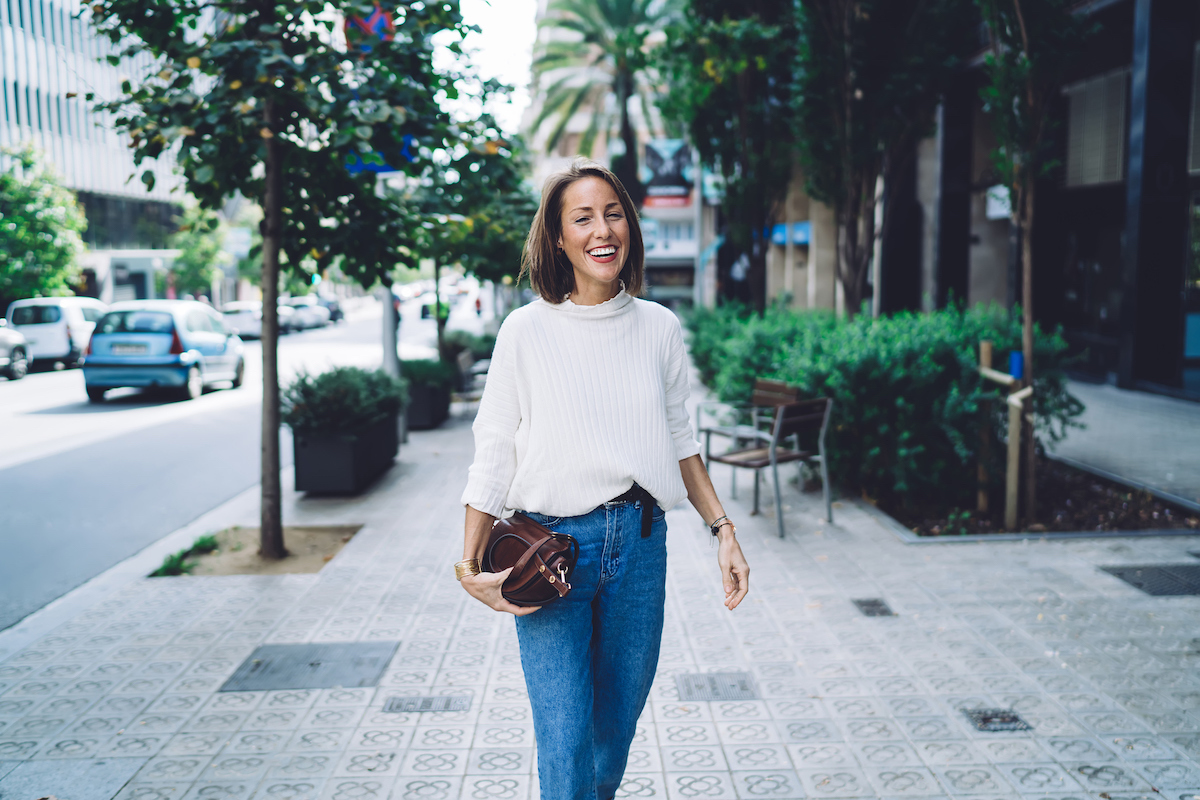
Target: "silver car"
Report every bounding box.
[0,319,30,380]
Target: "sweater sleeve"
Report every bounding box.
[665,316,701,461]
[461,318,521,516]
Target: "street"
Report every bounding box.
[0,284,490,633]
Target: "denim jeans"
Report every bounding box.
[515,498,668,800]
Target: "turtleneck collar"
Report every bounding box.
[537,286,634,318]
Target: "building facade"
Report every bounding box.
[879,0,1198,399]
[1,0,181,302]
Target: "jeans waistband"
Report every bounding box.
[605,483,654,538]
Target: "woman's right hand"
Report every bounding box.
[460,568,541,616]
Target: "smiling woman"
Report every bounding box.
[456,159,750,800]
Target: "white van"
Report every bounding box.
[6,297,109,366]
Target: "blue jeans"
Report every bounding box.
[515,499,668,800]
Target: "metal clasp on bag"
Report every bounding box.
[557,563,570,589]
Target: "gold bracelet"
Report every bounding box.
[454,558,481,581]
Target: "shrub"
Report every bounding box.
[402,358,457,390]
[281,366,408,433]
[691,303,1084,511]
[442,329,496,361]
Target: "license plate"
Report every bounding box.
[112,343,147,355]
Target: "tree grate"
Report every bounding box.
[383,695,472,713]
[675,672,759,702]
[220,642,399,692]
[852,598,896,617]
[962,708,1032,732]
[1101,565,1200,596]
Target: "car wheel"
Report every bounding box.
[180,366,203,401]
[3,348,28,380]
[86,385,106,403]
[231,359,245,388]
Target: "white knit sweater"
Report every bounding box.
[461,289,701,518]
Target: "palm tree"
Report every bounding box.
[531,0,676,206]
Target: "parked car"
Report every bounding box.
[82,300,245,402]
[317,296,344,323]
[222,301,263,339]
[6,297,108,367]
[282,295,331,329]
[0,319,31,380]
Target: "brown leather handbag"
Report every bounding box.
[483,514,579,607]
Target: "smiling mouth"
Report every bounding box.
[588,246,617,258]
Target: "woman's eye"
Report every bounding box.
[575,217,589,224]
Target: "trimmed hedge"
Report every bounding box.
[684,303,1084,511]
[282,366,409,433]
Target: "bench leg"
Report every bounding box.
[772,461,785,539]
[820,457,833,523]
[752,470,760,515]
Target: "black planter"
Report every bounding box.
[293,413,400,494]
[406,384,450,430]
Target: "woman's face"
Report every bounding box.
[557,176,629,298]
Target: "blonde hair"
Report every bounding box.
[519,158,645,302]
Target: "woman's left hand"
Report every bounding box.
[718,534,750,610]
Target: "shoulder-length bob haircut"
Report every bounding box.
[519,158,645,302]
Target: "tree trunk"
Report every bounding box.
[260,98,286,560]
[613,73,644,208]
[837,172,876,316]
[1021,179,1037,523]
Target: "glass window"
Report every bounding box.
[81,307,104,322]
[187,310,213,332]
[207,312,227,333]
[96,311,174,334]
[11,305,62,325]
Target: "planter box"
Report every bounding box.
[293,413,400,494]
[407,384,450,430]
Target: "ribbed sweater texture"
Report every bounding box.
[461,289,701,518]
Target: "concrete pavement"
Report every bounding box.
[0,375,1198,799]
[1052,381,1200,511]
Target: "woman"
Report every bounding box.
[457,159,749,800]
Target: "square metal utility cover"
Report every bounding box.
[1101,565,1200,596]
[383,695,472,713]
[676,672,759,702]
[221,642,399,692]
[962,708,1032,732]
[852,598,896,617]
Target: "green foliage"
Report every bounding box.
[281,367,409,433]
[164,207,226,298]
[149,533,221,576]
[0,145,86,310]
[654,3,798,306]
[686,304,1084,510]
[190,534,219,554]
[442,329,496,362]
[534,0,680,204]
[402,358,457,390]
[89,0,469,289]
[977,0,1094,193]
[150,550,196,577]
[793,0,976,312]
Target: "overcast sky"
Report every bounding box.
[457,0,538,135]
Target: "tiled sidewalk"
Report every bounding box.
[2,396,1200,799]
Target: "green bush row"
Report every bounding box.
[684,303,1084,511]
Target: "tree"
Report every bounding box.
[977,0,1092,522]
[398,119,538,356]
[655,0,799,310]
[164,207,226,298]
[0,145,86,313]
[532,0,678,207]
[794,0,975,315]
[91,0,467,558]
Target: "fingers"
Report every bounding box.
[459,569,540,616]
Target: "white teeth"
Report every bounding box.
[588,246,615,257]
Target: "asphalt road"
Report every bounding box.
[0,287,487,632]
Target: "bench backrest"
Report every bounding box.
[751,379,802,407]
[773,398,832,440]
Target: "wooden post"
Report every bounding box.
[1005,386,1033,531]
[978,341,993,514]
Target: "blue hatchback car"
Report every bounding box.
[82,300,245,403]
